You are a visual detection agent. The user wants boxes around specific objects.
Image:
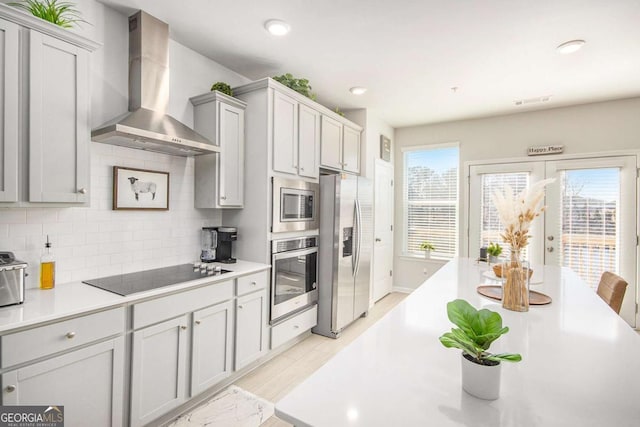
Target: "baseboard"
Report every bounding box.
[392,286,414,294]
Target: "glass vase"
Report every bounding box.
[501,251,530,312]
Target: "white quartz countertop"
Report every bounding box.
[0,260,269,334]
[276,258,640,426]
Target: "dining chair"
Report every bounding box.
[596,271,628,315]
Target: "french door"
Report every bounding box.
[468,155,638,327]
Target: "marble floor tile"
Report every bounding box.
[168,385,274,427]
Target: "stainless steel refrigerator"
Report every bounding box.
[313,173,372,338]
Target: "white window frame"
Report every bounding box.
[401,142,460,260]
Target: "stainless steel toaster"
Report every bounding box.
[0,252,27,307]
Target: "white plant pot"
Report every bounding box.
[489,255,500,264]
[424,251,431,260]
[461,354,501,400]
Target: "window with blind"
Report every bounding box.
[479,172,529,260]
[559,168,620,289]
[403,145,459,259]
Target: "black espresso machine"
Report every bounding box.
[201,227,238,263]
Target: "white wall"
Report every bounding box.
[0,0,251,286]
[393,97,640,290]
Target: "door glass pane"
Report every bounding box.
[479,172,529,260]
[560,168,620,289]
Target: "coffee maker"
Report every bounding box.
[200,227,237,263]
[214,227,237,263]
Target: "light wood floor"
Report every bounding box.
[234,292,408,427]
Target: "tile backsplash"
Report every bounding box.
[0,144,222,288]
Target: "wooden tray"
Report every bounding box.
[477,285,552,305]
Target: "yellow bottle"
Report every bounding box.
[40,236,55,290]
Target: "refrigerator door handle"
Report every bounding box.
[351,201,357,276]
[354,199,362,277]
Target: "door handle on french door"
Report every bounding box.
[375,237,381,242]
[547,246,554,252]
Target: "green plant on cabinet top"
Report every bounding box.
[8,0,87,28]
[210,82,233,97]
[273,73,317,100]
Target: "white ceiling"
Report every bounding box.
[97,0,640,128]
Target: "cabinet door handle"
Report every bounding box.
[78,188,87,194]
[66,332,76,339]
[220,196,227,200]
[181,325,187,330]
[300,167,305,172]
[238,305,244,309]
[5,385,16,393]
[293,325,300,329]
[195,320,201,325]
[250,281,257,286]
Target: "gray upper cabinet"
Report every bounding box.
[342,124,361,175]
[320,116,361,174]
[192,91,247,208]
[272,91,299,175]
[320,115,343,170]
[272,92,320,179]
[29,31,90,203]
[0,17,19,202]
[0,5,99,206]
[297,103,320,178]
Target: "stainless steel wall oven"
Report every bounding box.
[271,236,318,322]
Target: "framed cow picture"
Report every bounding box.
[113,166,169,210]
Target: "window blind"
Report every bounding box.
[560,168,620,289]
[479,172,529,260]
[404,147,458,259]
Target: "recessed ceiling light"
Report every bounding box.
[556,39,586,54]
[349,87,367,95]
[265,19,290,36]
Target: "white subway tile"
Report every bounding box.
[9,223,43,237]
[0,209,27,224]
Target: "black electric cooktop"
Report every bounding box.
[83,264,231,296]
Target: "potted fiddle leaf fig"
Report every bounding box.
[439,299,522,400]
[487,242,503,263]
[419,241,435,259]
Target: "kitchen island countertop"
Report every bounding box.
[0,260,269,334]
[276,257,640,426]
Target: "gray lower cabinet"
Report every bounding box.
[235,289,268,370]
[1,337,125,427]
[130,315,189,427]
[191,300,234,396]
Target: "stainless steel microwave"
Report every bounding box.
[272,177,319,233]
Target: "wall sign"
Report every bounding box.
[380,135,391,162]
[527,145,564,156]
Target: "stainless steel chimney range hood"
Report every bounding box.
[92,11,218,156]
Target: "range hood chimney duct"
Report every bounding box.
[91,11,218,156]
